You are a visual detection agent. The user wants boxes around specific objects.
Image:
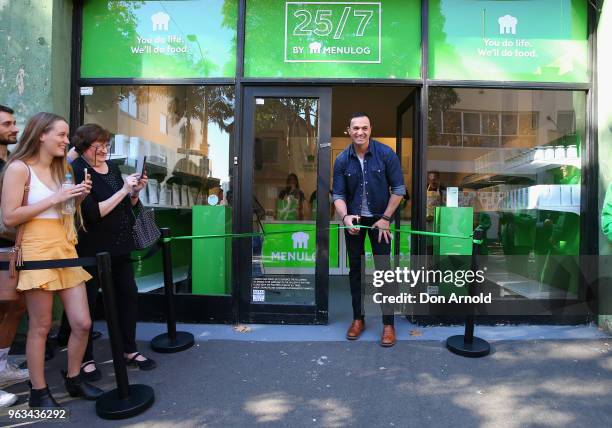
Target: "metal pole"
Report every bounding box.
[96,251,155,419]
[161,228,177,341]
[97,252,129,399]
[150,228,194,353]
[464,228,482,344]
[445,228,490,357]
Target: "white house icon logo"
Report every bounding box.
[498,15,518,35]
[292,232,309,249]
[151,11,170,32]
[309,42,322,54]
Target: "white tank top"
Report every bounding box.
[27,167,60,219]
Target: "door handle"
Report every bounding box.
[319,142,331,148]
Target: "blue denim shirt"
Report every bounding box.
[332,139,406,217]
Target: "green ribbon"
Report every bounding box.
[161,225,481,244]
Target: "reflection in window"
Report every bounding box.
[427,88,585,302]
[83,85,235,296]
[251,97,320,306]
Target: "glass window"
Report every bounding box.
[83,85,235,296]
[244,0,421,79]
[427,88,585,304]
[463,112,481,135]
[429,0,588,82]
[81,0,237,78]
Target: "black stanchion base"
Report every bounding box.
[446,335,491,358]
[95,384,155,420]
[150,331,195,353]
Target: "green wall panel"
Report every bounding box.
[81,0,237,78]
[245,0,421,78]
[429,0,588,82]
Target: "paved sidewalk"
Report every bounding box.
[1,335,611,428]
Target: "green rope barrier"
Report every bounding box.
[161,225,481,244]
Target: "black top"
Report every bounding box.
[72,157,136,257]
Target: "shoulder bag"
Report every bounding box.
[0,167,31,301]
[132,201,161,249]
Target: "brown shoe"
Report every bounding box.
[380,325,396,347]
[346,319,365,340]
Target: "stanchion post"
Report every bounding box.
[151,228,194,353]
[95,252,155,419]
[97,252,129,398]
[445,229,491,358]
[161,228,177,341]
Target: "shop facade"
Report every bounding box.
[2,0,608,325]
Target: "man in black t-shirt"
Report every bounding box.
[0,104,29,408]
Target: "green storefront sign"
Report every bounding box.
[429,0,588,82]
[81,0,237,78]
[262,223,339,268]
[284,2,381,63]
[245,0,421,78]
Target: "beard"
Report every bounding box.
[0,137,15,146]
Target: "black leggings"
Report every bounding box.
[59,255,138,362]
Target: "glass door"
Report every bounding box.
[240,87,332,324]
[396,90,419,258]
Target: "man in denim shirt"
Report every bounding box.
[332,112,406,347]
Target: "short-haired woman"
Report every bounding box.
[1,112,103,407]
[67,123,156,380]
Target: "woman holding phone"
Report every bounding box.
[1,113,103,407]
[67,123,156,381]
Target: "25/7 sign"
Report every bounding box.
[284,2,381,63]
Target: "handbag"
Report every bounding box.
[132,202,161,249]
[0,168,31,301]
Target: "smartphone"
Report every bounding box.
[84,168,91,182]
[136,155,147,180]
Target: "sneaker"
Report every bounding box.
[0,390,18,408]
[0,362,30,388]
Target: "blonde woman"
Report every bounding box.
[1,113,103,407]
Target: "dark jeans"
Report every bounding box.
[345,216,395,325]
[59,255,138,362]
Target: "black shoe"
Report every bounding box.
[80,361,102,382]
[125,352,157,371]
[28,382,61,408]
[92,331,103,341]
[62,371,104,401]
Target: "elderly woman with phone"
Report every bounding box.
[64,123,156,381]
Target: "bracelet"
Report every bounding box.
[381,214,392,222]
[342,214,349,223]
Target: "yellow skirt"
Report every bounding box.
[17,219,91,292]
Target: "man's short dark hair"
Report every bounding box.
[0,105,14,115]
[348,112,371,126]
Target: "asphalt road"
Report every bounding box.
[2,338,611,428]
